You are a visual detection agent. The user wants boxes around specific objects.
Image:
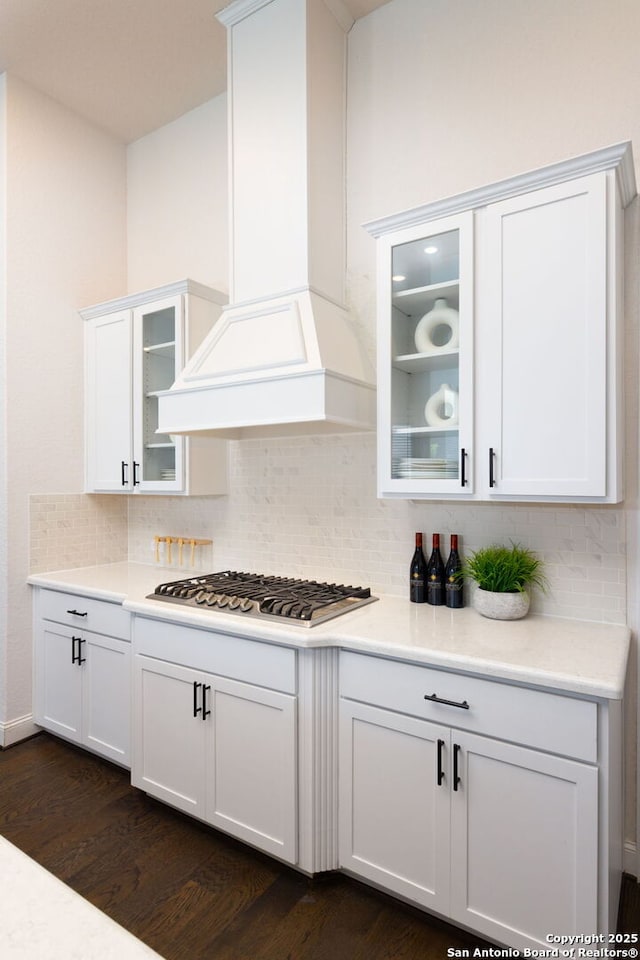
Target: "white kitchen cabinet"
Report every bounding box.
[368,142,635,502]
[82,279,228,495]
[338,651,617,951]
[33,588,131,766]
[132,618,298,863]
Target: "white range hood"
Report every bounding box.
[157,0,376,439]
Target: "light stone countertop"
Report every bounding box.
[0,836,162,959]
[28,561,631,701]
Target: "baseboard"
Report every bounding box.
[0,715,40,748]
[624,839,638,878]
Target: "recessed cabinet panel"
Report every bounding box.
[37,625,83,739]
[450,732,598,945]
[339,700,450,913]
[480,175,608,498]
[133,658,207,815]
[208,678,297,862]
[85,311,132,492]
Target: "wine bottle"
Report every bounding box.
[445,533,464,608]
[410,532,427,603]
[426,533,445,605]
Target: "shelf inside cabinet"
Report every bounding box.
[392,280,459,318]
[393,348,459,373]
[393,425,459,435]
[143,340,175,355]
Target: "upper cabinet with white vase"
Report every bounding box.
[367,143,636,502]
[82,280,228,495]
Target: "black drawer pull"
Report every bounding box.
[67,609,88,617]
[437,738,445,786]
[424,693,469,710]
[193,681,202,717]
[77,638,86,665]
[453,743,462,791]
[71,636,82,664]
[121,460,128,486]
[202,684,211,720]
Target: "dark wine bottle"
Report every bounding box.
[445,533,464,608]
[426,533,445,605]
[410,532,427,603]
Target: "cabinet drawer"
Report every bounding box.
[340,652,597,762]
[133,616,296,694]
[38,589,130,640]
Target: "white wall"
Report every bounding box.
[127,96,228,294]
[2,76,126,741]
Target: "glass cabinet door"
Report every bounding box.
[133,296,184,492]
[378,212,473,497]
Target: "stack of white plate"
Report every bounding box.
[160,469,176,482]
[395,458,458,479]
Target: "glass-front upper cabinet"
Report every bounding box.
[375,211,473,498]
[134,296,184,492]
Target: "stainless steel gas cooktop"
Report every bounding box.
[147,571,377,627]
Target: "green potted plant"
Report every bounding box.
[461,541,547,620]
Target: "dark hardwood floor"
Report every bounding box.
[0,734,637,959]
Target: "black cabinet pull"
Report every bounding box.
[133,461,140,486]
[489,447,495,487]
[71,636,81,664]
[437,738,445,786]
[453,743,461,791]
[424,693,469,710]
[121,460,128,486]
[77,638,86,665]
[202,684,211,720]
[66,609,88,617]
[460,448,467,487]
[193,681,202,717]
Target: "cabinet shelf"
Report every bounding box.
[394,348,459,373]
[393,425,459,435]
[393,280,459,317]
[143,340,176,355]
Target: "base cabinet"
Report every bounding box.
[33,589,131,767]
[339,651,614,950]
[132,652,297,864]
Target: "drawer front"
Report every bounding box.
[340,651,597,762]
[133,616,296,694]
[38,589,130,640]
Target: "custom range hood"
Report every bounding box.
[157,0,375,439]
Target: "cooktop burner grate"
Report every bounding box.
[147,571,377,626]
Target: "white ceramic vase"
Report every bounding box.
[424,382,459,427]
[414,298,459,355]
[473,588,530,620]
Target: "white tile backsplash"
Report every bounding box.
[28,438,627,623]
[123,434,628,624]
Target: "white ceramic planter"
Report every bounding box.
[473,588,530,620]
